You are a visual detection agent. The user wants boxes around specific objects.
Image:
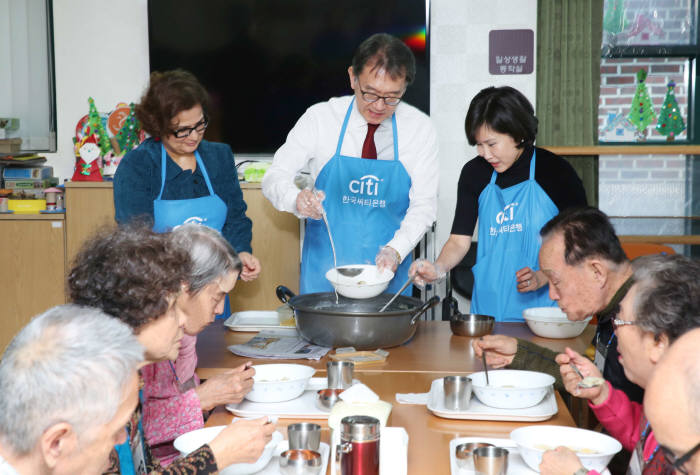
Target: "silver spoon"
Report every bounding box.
[482,350,490,385]
[378,277,412,312]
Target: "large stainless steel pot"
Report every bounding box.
[276,286,440,350]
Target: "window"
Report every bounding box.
[0,0,56,151]
[597,0,700,256]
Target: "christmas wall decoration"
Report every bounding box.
[656,80,685,141]
[627,69,657,141]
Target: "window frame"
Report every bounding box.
[600,0,699,145]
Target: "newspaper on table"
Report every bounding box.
[228,328,331,360]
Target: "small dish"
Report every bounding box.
[450,313,495,337]
[455,442,494,468]
[316,388,344,411]
[279,448,323,474]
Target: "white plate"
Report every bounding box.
[254,440,329,475]
[227,378,357,419]
[224,310,294,332]
[427,379,558,421]
[448,437,612,475]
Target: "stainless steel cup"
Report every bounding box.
[473,446,509,475]
[327,361,354,389]
[443,376,472,411]
[288,422,321,451]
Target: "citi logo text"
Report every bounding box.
[348,175,381,196]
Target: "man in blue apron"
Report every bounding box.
[262,33,439,295]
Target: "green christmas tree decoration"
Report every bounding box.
[627,69,657,138]
[87,97,112,156]
[116,103,142,153]
[603,0,626,35]
[656,80,685,141]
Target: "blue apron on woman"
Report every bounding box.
[152,144,227,233]
[470,150,558,322]
[300,98,413,295]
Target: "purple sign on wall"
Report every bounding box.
[489,29,534,75]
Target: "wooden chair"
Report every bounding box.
[621,242,675,260]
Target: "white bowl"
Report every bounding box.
[510,425,622,472]
[245,364,316,403]
[470,370,555,409]
[325,264,394,299]
[174,425,283,475]
[523,307,593,339]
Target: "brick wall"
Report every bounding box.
[599,57,688,141]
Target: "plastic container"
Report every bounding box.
[8,199,46,214]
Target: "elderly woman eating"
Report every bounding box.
[68,224,274,474]
[540,254,700,475]
[142,223,255,465]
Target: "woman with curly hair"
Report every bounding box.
[113,69,261,304]
[68,224,274,475]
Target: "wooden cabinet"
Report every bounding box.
[63,182,300,311]
[0,182,299,349]
[0,214,66,351]
[65,182,115,264]
[229,184,300,311]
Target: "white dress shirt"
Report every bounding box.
[262,95,439,260]
[0,454,20,475]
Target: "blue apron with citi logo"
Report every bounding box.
[300,98,412,295]
[471,151,558,322]
[152,144,227,233]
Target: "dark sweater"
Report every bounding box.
[114,137,253,253]
[451,145,588,236]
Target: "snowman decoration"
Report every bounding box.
[71,128,103,182]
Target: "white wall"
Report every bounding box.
[45,0,150,179]
[430,0,537,311]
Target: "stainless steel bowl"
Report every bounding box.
[316,388,344,411]
[279,449,322,475]
[450,313,495,337]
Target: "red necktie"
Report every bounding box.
[361,123,379,159]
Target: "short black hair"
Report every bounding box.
[352,33,416,85]
[540,207,628,266]
[464,86,538,148]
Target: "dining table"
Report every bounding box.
[197,320,596,474]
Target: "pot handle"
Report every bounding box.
[276,285,297,305]
[410,295,441,325]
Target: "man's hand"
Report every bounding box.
[375,246,401,273]
[295,189,325,219]
[471,335,518,368]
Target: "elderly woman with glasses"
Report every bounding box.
[114,69,261,292]
[539,254,700,475]
[142,224,256,465]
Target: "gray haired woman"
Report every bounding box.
[141,224,255,466]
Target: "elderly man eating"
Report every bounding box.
[0,305,143,475]
[472,207,643,402]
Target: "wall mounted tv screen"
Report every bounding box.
[148,0,429,155]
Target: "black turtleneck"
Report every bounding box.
[451,145,588,236]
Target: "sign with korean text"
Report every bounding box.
[489,29,534,75]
